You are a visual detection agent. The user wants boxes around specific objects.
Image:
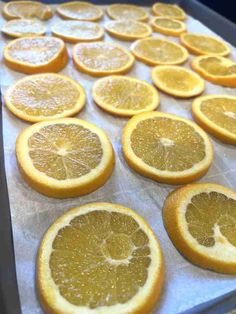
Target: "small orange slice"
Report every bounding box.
[3,36,68,74]
[152,3,186,21]
[107,4,148,22]
[150,17,186,37]
[1,19,46,38]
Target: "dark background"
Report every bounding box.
[199,0,235,23]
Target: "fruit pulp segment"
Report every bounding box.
[155,4,182,17]
[185,35,227,54]
[199,57,236,76]
[54,21,101,38]
[50,210,151,308]
[60,3,100,20]
[28,124,103,180]
[130,118,206,171]
[154,18,181,29]
[108,21,147,35]
[110,6,145,20]
[8,2,44,19]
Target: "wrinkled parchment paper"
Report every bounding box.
[0,3,236,314]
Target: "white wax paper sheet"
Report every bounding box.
[0,3,236,314]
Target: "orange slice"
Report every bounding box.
[5,73,86,123]
[92,75,159,117]
[51,20,104,43]
[37,202,164,314]
[192,94,236,145]
[152,3,186,21]
[16,118,114,198]
[3,1,52,20]
[151,65,205,98]
[180,33,230,56]
[191,55,236,87]
[56,1,103,22]
[131,37,188,66]
[73,41,134,77]
[163,183,236,274]
[1,19,46,38]
[122,111,213,185]
[3,36,68,74]
[107,4,148,22]
[150,17,186,37]
[105,20,152,41]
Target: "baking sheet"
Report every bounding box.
[0,3,236,314]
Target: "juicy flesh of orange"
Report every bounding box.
[60,3,100,20]
[154,18,181,29]
[110,5,145,20]
[7,2,45,19]
[108,21,148,36]
[199,57,236,76]
[155,4,183,18]
[186,192,236,247]
[185,35,227,54]
[50,210,151,307]
[95,78,154,110]
[130,117,206,171]
[28,124,102,180]
[3,19,44,36]
[201,98,236,134]
[54,21,101,38]
[10,75,80,116]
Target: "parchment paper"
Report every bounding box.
[0,3,236,314]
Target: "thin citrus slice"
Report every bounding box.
[152,3,186,21]
[51,20,104,43]
[3,36,68,74]
[105,20,152,41]
[92,76,159,117]
[122,111,213,185]
[3,1,52,20]
[107,4,148,22]
[131,38,188,66]
[151,65,205,98]
[192,95,236,145]
[163,183,236,274]
[5,74,86,123]
[150,17,186,37]
[56,1,103,22]
[1,19,46,38]
[180,33,230,56]
[16,118,114,198]
[73,41,134,77]
[191,55,236,87]
[37,202,164,314]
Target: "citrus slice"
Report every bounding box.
[5,74,86,123]
[73,41,134,77]
[56,1,103,22]
[180,33,230,56]
[3,1,52,20]
[105,20,152,41]
[92,76,159,117]
[122,111,213,185]
[1,19,46,38]
[51,20,104,43]
[131,38,188,66]
[107,4,148,22]
[191,55,236,87]
[3,36,68,74]
[37,202,164,314]
[150,17,186,37]
[152,3,186,21]
[151,65,205,98]
[163,183,236,274]
[192,95,236,145]
[16,118,114,198]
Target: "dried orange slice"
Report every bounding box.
[73,41,134,77]
[163,183,236,274]
[3,36,68,74]
[5,73,86,123]
[105,20,152,41]
[16,118,114,198]
[192,95,236,145]
[37,202,164,314]
[191,55,236,87]
[107,3,148,22]
[151,65,205,98]
[122,111,213,185]
[51,20,104,43]
[131,38,188,66]
[180,33,230,56]
[3,1,52,20]
[92,75,159,117]
[1,19,46,38]
[152,3,186,21]
[56,1,103,22]
[150,17,186,36]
